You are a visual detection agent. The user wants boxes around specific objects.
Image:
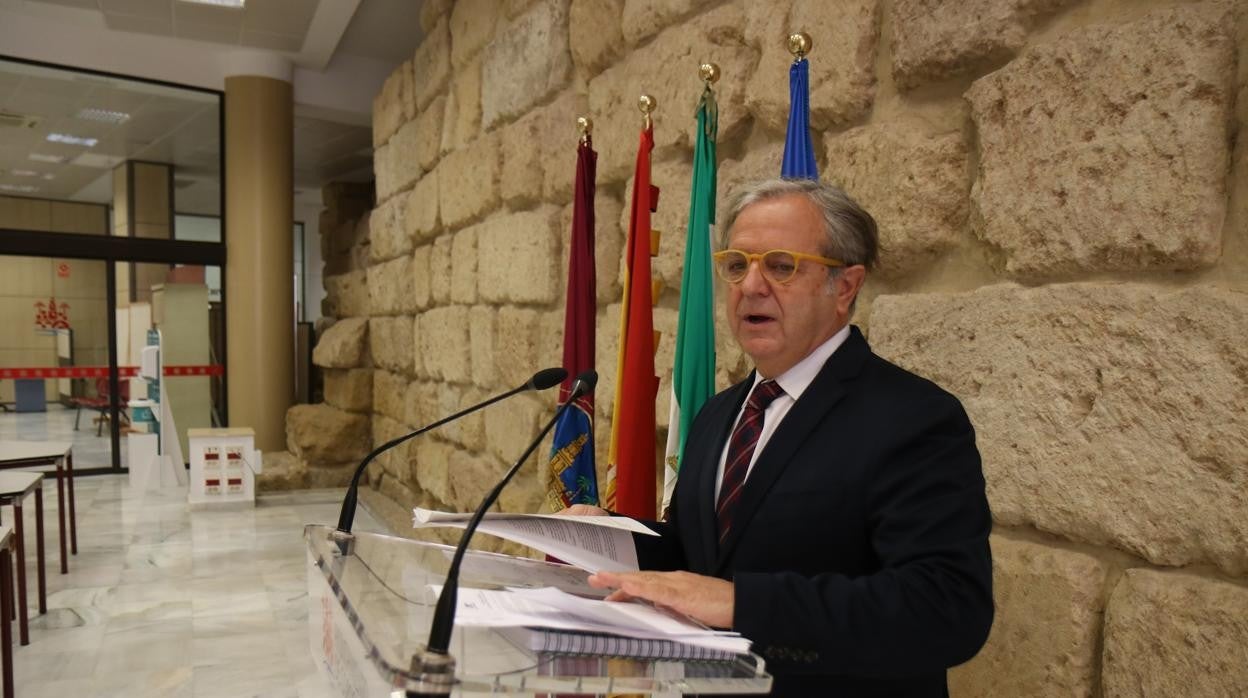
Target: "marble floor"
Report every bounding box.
[0,404,130,469]
[6,473,388,697]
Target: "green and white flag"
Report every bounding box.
[662,83,718,515]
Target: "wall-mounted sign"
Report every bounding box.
[34,297,70,329]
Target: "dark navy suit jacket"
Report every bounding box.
[635,327,994,696]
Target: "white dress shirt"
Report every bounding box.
[713,325,852,502]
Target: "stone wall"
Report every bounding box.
[304,0,1248,692]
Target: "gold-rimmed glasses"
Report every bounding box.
[711,249,845,284]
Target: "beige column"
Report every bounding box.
[224,75,294,452]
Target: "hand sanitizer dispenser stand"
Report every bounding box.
[127,329,188,490]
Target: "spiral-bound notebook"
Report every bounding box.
[502,626,746,662]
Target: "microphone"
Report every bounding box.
[409,370,598,692]
[331,367,567,551]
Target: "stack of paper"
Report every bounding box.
[439,584,750,656]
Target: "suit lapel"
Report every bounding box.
[714,327,872,574]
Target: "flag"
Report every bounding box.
[604,125,660,520]
[545,135,600,511]
[781,57,818,179]
[661,85,718,515]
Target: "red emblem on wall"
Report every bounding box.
[57,262,70,278]
[34,297,71,330]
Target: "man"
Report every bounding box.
[569,178,993,696]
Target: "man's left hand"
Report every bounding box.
[587,570,734,629]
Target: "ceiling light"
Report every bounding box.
[10,169,39,177]
[0,184,39,193]
[76,108,130,124]
[28,153,68,164]
[179,0,245,7]
[47,133,99,147]
[43,174,55,180]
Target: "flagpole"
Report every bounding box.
[662,62,721,518]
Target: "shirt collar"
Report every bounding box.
[751,325,852,402]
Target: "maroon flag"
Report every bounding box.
[544,134,600,510]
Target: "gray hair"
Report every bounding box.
[719,178,879,273]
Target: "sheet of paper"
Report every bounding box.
[413,508,658,535]
[414,508,644,572]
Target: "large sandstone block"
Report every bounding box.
[435,382,487,452]
[1103,569,1248,696]
[312,317,368,368]
[468,305,498,388]
[406,171,440,244]
[569,0,624,77]
[368,195,410,263]
[404,379,435,430]
[323,368,373,413]
[430,234,453,305]
[824,124,968,276]
[892,0,1072,90]
[380,121,425,202]
[367,255,415,316]
[448,449,506,511]
[372,414,410,477]
[323,270,369,318]
[369,316,415,376]
[870,283,1248,575]
[744,0,880,134]
[413,17,451,111]
[949,536,1107,696]
[966,4,1234,277]
[417,306,472,384]
[481,0,572,130]
[476,208,562,305]
[718,141,787,203]
[286,403,370,464]
[411,95,446,173]
[484,392,549,462]
[414,437,455,504]
[620,0,716,46]
[420,0,451,32]
[440,56,481,155]
[372,370,408,423]
[437,132,501,229]
[500,92,589,209]
[588,3,757,183]
[492,306,547,389]
[410,244,433,312]
[450,227,477,304]
[373,59,414,147]
[449,0,501,69]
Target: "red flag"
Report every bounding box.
[605,125,660,519]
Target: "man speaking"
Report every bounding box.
[568,178,994,696]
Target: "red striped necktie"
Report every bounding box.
[716,380,786,544]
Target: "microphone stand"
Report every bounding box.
[331,367,566,555]
[405,371,597,696]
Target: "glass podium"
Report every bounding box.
[304,524,772,696]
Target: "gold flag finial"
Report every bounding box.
[788,32,812,61]
[577,115,592,144]
[638,93,656,129]
[699,62,720,84]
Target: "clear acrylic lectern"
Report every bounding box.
[304,524,772,696]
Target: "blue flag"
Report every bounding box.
[781,58,818,179]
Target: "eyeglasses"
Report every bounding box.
[711,249,845,284]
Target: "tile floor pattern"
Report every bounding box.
[6,473,388,697]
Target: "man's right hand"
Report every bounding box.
[556,504,610,517]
